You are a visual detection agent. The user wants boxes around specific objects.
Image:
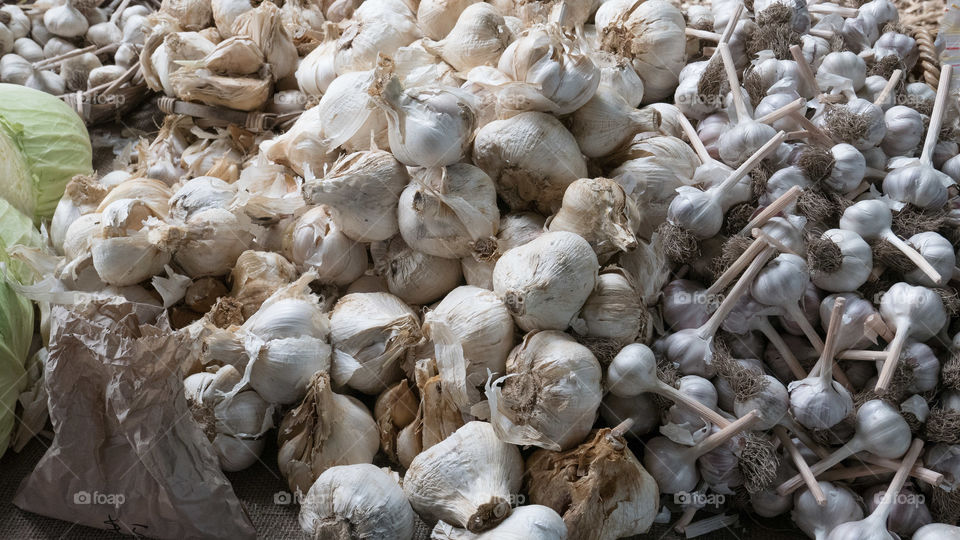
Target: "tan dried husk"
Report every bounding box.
[374,379,419,464]
[170,66,273,111]
[197,36,265,76]
[229,250,298,320]
[525,426,659,540]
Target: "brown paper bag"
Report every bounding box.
[14,298,257,539]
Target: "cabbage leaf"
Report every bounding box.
[0,83,93,223]
[0,237,33,458]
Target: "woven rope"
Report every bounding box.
[911,25,941,87]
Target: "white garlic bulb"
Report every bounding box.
[423,3,512,73]
[1,6,30,40]
[431,505,566,540]
[573,271,645,344]
[905,232,956,288]
[487,331,602,451]
[333,0,420,74]
[184,366,274,472]
[819,98,886,150]
[404,421,523,532]
[283,205,367,287]
[816,51,866,92]
[473,111,588,212]
[369,57,476,167]
[248,335,332,406]
[295,30,338,97]
[547,177,641,261]
[299,464,415,540]
[277,372,379,494]
[596,0,686,102]
[398,164,500,259]
[230,250,298,320]
[329,292,422,394]
[174,208,253,278]
[461,211,545,290]
[232,1,298,79]
[497,22,599,115]
[881,106,925,157]
[91,200,180,286]
[569,83,661,158]
[492,231,598,331]
[43,3,88,39]
[371,235,463,305]
[810,228,873,292]
[417,0,480,40]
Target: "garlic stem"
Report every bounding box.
[777,438,861,496]
[689,409,759,456]
[697,243,771,338]
[876,326,910,391]
[706,237,770,295]
[737,185,802,236]
[686,28,721,41]
[676,109,713,164]
[836,350,887,361]
[873,69,903,107]
[754,98,804,125]
[658,382,731,428]
[920,63,952,166]
[755,316,807,379]
[815,297,846,382]
[871,439,925,526]
[866,313,895,342]
[717,131,787,194]
[861,454,946,487]
[787,302,826,355]
[774,425,826,506]
[718,42,748,121]
[807,4,859,17]
[882,232,943,284]
[789,45,820,98]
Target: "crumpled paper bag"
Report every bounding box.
[14,298,256,539]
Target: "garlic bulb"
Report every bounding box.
[91,200,180,286]
[230,250,298,319]
[43,3,88,39]
[398,164,499,259]
[824,143,867,194]
[14,37,43,62]
[175,208,254,278]
[423,3,512,73]
[184,366,274,472]
[881,106,925,157]
[487,331,602,451]
[371,235,463,305]
[492,231,598,331]
[329,292,422,394]
[792,482,864,540]
[473,111,588,212]
[277,372,379,494]
[249,335,332,406]
[295,28,338,96]
[283,205,367,287]
[299,464,414,539]
[0,54,32,84]
[417,0,480,40]
[422,285,515,389]
[161,0,213,31]
[569,84,661,158]
[60,52,102,92]
[526,424,659,539]
[597,52,645,108]
[905,232,956,288]
[333,0,420,74]
[86,21,123,48]
[497,23,599,115]
[42,37,75,59]
[1,6,30,40]
[368,57,476,167]
[816,51,866,92]
[404,421,523,532]
[232,1,298,79]
[818,98,886,151]
[548,177,642,260]
[431,505,566,540]
[573,270,646,344]
[596,0,686,102]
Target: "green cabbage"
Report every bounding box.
[0,83,93,224]
[0,236,33,458]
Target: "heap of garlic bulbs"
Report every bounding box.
[0,2,153,96]
[12,0,960,538]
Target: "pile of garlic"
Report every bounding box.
[15,0,960,538]
[0,1,153,96]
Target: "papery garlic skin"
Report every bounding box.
[249,336,332,405]
[881,106,925,158]
[905,232,956,287]
[175,208,254,278]
[492,231,598,332]
[404,421,524,532]
[418,0,480,40]
[372,235,462,305]
[334,0,420,74]
[398,164,500,260]
[329,292,422,394]
[299,464,415,540]
[487,331,602,451]
[230,250,298,320]
[473,111,588,212]
[574,271,645,344]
